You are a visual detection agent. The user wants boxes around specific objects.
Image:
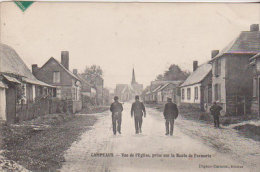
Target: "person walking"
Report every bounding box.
[163,97,179,136]
[131,95,146,134]
[110,96,123,135]
[210,101,222,128]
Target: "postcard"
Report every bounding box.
[0,1,259,172]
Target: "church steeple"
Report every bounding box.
[131,68,137,85]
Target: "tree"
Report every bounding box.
[156,64,190,81]
[82,65,103,85]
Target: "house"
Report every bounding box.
[144,80,183,104]
[0,43,55,123]
[32,51,82,113]
[249,53,260,115]
[180,61,212,111]
[209,24,260,115]
[114,84,134,102]
[156,82,182,105]
[72,69,97,107]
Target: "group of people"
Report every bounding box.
[110,95,223,136]
[110,95,179,136]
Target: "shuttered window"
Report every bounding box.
[53,71,60,83]
[187,88,191,100]
[253,77,257,97]
[182,89,185,100]
[214,84,221,101]
[195,87,198,100]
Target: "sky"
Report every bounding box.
[1,2,260,90]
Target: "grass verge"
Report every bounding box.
[0,107,109,171]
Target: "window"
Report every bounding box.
[187,88,191,100]
[53,71,60,83]
[214,84,221,101]
[182,89,185,100]
[215,59,221,76]
[56,88,61,98]
[195,87,198,100]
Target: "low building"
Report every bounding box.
[0,43,55,123]
[180,61,212,111]
[32,51,82,113]
[209,24,260,115]
[144,80,183,104]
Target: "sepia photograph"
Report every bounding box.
[0,1,260,171]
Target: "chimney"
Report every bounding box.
[32,64,39,75]
[73,69,78,75]
[61,51,69,70]
[193,61,198,71]
[250,24,259,31]
[211,50,219,59]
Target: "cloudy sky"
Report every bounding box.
[1,2,259,90]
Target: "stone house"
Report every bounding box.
[32,51,82,113]
[0,43,55,123]
[180,61,212,111]
[209,24,260,115]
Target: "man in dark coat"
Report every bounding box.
[110,96,123,135]
[210,101,222,128]
[163,97,179,136]
[131,95,146,134]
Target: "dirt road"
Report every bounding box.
[60,103,250,172]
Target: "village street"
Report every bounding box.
[59,103,255,172]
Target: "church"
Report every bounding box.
[131,68,143,96]
[114,68,143,102]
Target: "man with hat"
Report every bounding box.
[210,101,222,128]
[163,97,179,136]
[131,95,146,134]
[110,96,123,135]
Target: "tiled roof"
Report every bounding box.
[211,31,260,61]
[180,63,212,87]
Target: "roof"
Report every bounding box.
[157,83,175,92]
[115,84,133,94]
[39,57,79,81]
[152,84,163,93]
[211,31,260,62]
[250,52,260,61]
[0,43,54,87]
[0,80,8,88]
[180,63,212,87]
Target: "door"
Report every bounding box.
[0,88,6,120]
[6,84,16,123]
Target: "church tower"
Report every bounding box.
[131,68,137,85]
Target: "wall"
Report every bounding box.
[212,57,226,111]
[181,83,201,104]
[34,58,73,87]
[0,88,6,120]
[225,54,254,115]
[72,100,82,113]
